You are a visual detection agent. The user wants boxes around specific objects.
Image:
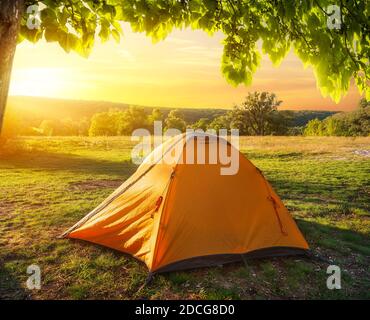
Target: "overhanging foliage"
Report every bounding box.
[21,0,370,101]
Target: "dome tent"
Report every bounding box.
[61,132,309,273]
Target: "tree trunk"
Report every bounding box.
[0,0,24,135]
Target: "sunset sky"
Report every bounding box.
[10,24,361,111]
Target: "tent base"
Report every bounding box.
[153,246,308,274]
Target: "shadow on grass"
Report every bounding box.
[66,218,369,271]
[270,178,370,213]
[0,218,369,299]
[0,149,138,176]
[296,219,370,257]
[0,264,28,300]
[243,151,307,160]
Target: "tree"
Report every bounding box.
[304,118,325,136]
[237,92,282,136]
[118,106,150,134]
[191,118,210,131]
[269,110,294,135]
[89,111,118,136]
[149,108,164,133]
[165,110,187,132]
[304,100,370,137]
[1,0,369,134]
[324,117,346,136]
[0,0,24,136]
[149,108,164,123]
[208,113,231,132]
[88,107,150,136]
[345,104,370,136]
[228,107,250,135]
[207,100,291,135]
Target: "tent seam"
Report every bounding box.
[150,133,234,269]
[150,133,193,270]
[59,133,186,238]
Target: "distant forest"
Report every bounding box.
[3,95,369,138]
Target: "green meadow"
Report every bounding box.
[0,136,369,299]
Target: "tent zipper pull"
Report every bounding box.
[154,196,163,212]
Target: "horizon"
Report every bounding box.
[10,24,362,111]
[7,95,346,113]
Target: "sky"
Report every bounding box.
[10,24,362,111]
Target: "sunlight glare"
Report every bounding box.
[9,67,68,98]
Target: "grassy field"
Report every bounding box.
[0,136,369,300]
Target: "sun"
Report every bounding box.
[9,67,67,98]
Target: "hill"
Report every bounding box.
[7,96,339,129]
[7,96,227,126]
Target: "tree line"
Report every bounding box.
[2,93,368,138]
[304,99,369,137]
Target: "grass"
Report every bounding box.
[0,136,369,300]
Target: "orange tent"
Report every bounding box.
[61,133,308,273]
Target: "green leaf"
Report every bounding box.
[111,29,120,43]
[15,0,369,102]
